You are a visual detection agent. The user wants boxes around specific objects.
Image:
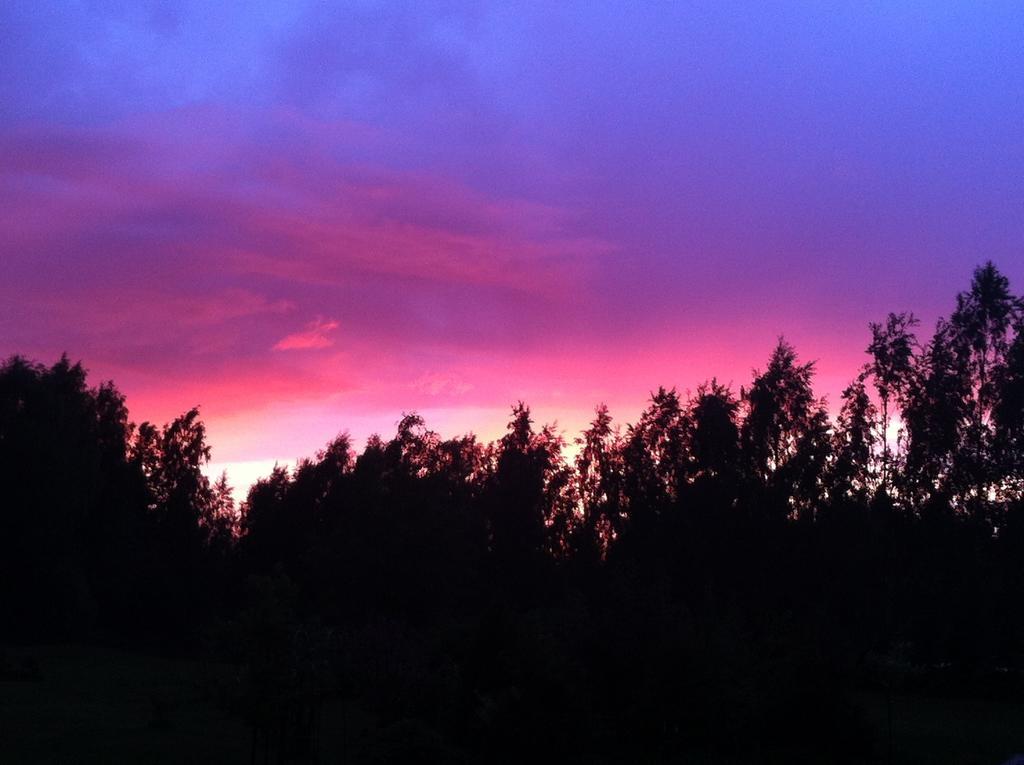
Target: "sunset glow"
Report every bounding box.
[3,2,1022,495]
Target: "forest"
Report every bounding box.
[3,262,1024,763]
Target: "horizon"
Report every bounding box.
[2,294,977,503]
[4,2,1023,498]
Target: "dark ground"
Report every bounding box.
[3,645,1022,764]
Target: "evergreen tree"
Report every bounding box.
[866,312,918,492]
[741,340,830,521]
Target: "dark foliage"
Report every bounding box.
[3,263,1023,761]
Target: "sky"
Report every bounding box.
[3,1,1023,494]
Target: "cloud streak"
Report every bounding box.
[274,318,340,351]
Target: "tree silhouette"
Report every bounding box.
[621,387,687,533]
[688,379,741,483]
[574,403,624,559]
[866,312,918,493]
[488,403,565,585]
[741,339,830,522]
[4,262,1024,762]
[948,262,1021,524]
[995,312,1024,488]
[828,377,878,507]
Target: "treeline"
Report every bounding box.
[3,263,1024,761]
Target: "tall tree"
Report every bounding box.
[948,262,1020,519]
[621,387,688,527]
[866,312,918,491]
[240,464,293,575]
[901,320,971,510]
[145,408,214,544]
[207,471,238,543]
[741,340,830,521]
[0,355,143,637]
[994,315,1024,496]
[489,404,565,573]
[688,380,741,483]
[828,377,878,505]
[574,404,624,557]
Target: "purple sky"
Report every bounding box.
[3,2,1023,491]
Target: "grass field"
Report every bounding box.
[2,645,1022,763]
[858,690,1024,765]
[1,645,251,763]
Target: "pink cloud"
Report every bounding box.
[412,372,474,397]
[273,318,340,351]
[0,104,905,479]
